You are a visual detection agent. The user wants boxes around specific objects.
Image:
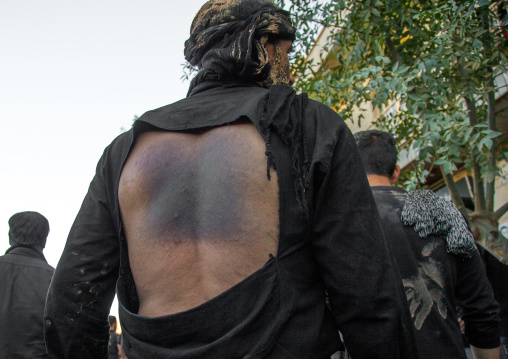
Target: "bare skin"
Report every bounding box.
[119,39,292,317]
[470,346,500,359]
[262,38,295,87]
[366,165,400,187]
[119,39,292,318]
[119,120,280,317]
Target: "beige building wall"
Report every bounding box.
[496,160,508,228]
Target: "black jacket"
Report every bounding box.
[0,246,54,358]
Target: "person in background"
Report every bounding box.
[355,129,501,359]
[109,315,127,359]
[0,211,54,358]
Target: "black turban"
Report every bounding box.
[184,0,295,89]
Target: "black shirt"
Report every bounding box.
[372,186,500,358]
[0,246,54,358]
[45,83,417,359]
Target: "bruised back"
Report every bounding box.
[118,120,279,317]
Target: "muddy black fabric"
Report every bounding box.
[45,83,417,359]
[372,186,500,358]
[185,0,295,92]
[0,246,54,358]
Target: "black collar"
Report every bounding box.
[5,245,47,262]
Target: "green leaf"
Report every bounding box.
[442,162,452,174]
[408,93,422,101]
[430,132,440,147]
[473,39,483,49]
[419,147,429,160]
[480,138,493,150]
[398,65,410,74]
[484,130,502,139]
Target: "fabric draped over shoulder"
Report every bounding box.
[260,84,310,217]
[184,0,295,92]
[401,189,477,257]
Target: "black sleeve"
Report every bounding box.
[456,248,500,348]
[311,124,418,359]
[44,150,120,359]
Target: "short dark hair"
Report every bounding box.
[109,315,117,328]
[354,130,398,177]
[8,211,49,248]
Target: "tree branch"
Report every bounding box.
[458,58,486,212]
[384,32,402,65]
[479,6,497,213]
[486,80,497,212]
[440,166,468,216]
[495,202,508,221]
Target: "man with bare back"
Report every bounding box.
[44,1,417,358]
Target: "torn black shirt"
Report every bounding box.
[44,83,417,359]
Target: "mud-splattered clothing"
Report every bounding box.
[372,186,500,358]
[0,246,54,358]
[44,83,417,359]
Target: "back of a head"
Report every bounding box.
[354,130,398,177]
[184,0,295,88]
[8,211,49,248]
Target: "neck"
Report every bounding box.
[367,174,393,187]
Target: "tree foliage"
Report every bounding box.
[278,0,508,262]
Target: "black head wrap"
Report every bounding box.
[184,0,295,91]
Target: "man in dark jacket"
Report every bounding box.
[108,315,126,359]
[0,211,54,358]
[44,1,417,358]
[355,130,500,359]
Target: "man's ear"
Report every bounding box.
[390,165,401,184]
[261,35,275,59]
